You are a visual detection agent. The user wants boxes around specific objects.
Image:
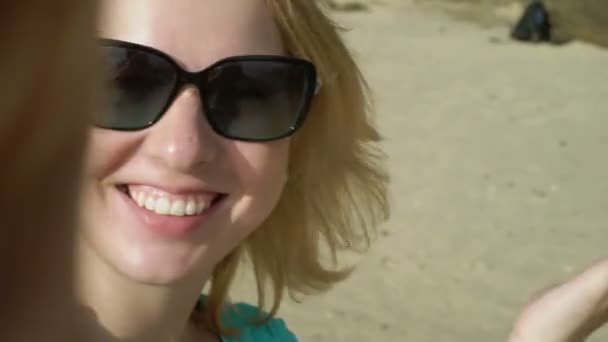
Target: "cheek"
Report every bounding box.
[83,130,140,179]
[234,140,289,182]
[79,131,137,232]
[227,140,290,223]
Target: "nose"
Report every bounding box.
[141,85,220,172]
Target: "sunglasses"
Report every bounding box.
[97,39,320,142]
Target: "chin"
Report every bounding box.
[106,240,212,286]
[79,179,276,287]
[79,216,215,286]
[79,183,227,286]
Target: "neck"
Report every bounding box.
[75,238,210,342]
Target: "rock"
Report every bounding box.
[511,1,551,42]
[419,0,608,48]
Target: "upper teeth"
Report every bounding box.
[128,188,210,216]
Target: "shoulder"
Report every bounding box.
[220,302,298,342]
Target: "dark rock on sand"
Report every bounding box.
[511,1,551,42]
[421,0,608,48]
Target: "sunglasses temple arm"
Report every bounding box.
[314,80,323,95]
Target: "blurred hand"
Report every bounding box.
[0,1,97,341]
[509,259,608,342]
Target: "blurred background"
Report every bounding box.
[233,0,608,341]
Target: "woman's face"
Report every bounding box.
[80,0,289,284]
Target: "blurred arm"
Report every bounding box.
[509,258,608,342]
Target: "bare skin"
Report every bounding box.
[509,258,608,342]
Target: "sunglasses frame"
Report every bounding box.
[98,38,321,142]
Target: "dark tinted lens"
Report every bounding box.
[205,59,313,140]
[97,45,177,129]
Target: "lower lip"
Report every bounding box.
[116,187,225,237]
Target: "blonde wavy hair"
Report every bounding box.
[195,0,390,335]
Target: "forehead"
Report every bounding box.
[98,0,284,70]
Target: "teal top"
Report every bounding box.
[219,302,298,342]
[197,297,297,342]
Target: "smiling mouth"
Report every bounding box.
[116,185,224,217]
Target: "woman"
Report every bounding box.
[78,0,608,340]
[78,0,388,341]
[3,1,606,341]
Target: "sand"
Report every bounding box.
[233,1,608,341]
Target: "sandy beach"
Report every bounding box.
[232,1,608,341]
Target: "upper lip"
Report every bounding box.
[117,181,226,196]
